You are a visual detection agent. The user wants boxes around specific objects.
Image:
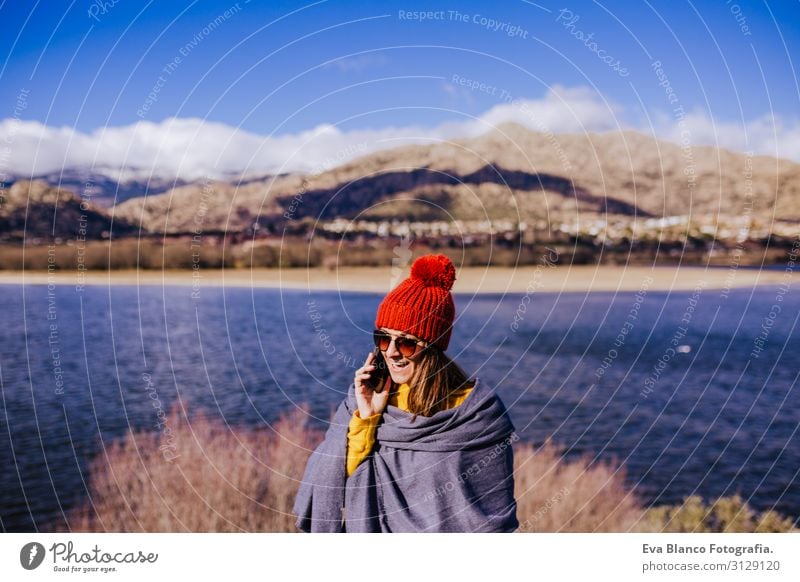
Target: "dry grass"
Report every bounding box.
[63,406,798,533]
[513,438,646,532]
[65,404,320,532]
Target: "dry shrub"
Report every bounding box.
[640,494,798,533]
[0,244,24,269]
[513,438,646,532]
[67,404,321,532]
[240,245,279,268]
[64,410,797,533]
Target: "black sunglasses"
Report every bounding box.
[373,329,426,357]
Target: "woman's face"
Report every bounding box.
[379,327,426,384]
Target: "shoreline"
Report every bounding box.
[0,265,793,293]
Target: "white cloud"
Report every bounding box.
[474,85,623,134]
[1,86,798,182]
[654,110,800,161]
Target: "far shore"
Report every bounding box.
[0,264,793,294]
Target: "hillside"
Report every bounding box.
[112,123,800,234]
[4,168,189,207]
[0,180,136,240]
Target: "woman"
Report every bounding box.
[293,254,518,532]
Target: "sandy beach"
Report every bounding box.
[0,264,793,293]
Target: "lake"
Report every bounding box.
[1,280,798,531]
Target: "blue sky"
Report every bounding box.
[1,0,799,179]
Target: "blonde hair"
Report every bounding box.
[399,347,474,420]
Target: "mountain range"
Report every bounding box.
[3,123,798,239]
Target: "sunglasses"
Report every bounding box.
[373,329,426,357]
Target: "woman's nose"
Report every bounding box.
[385,339,401,358]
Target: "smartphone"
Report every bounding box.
[365,347,389,393]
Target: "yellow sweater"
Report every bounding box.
[346,381,473,477]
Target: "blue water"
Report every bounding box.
[1,280,798,531]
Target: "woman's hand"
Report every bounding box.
[353,351,391,419]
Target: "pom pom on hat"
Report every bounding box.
[374,254,457,350]
[410,254,456,290]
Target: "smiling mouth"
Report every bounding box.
[389,360,409,371]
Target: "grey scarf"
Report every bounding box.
[293,377,518,532]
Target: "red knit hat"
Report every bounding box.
[375,254,457,351]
